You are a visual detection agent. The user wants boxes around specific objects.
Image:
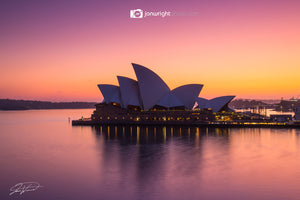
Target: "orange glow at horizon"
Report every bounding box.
[0,1,299,102]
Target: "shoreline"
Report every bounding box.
[72,120,300,129]
[0,108,95,111]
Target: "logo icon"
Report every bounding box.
[130,9,143,18]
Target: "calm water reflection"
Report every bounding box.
[1,110,300,200]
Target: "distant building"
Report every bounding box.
[276,98,300,112]
[270,114,292,122]
[295,107,300,121]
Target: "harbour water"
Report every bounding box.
[1,109,300,200]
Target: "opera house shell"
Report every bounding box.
[97,63,235,112]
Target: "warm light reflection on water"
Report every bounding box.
[1,109,300,200]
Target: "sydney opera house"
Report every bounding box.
[91,63,235,124]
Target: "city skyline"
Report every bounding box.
[0,0,299,102]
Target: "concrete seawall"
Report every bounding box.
[72,120,300,128]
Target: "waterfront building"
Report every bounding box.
[270,114,293,122]
[92,63,235,123]
[295,107,300,121]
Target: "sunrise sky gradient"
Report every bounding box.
[0,0,299,102]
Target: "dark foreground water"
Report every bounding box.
[1,109,300,200]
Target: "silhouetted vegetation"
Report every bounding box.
[0,99,97,110]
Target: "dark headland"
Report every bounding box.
[2,98,299,111]
[0,99,97,110]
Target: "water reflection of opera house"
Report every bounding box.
[94,125,231,145]
[91,63,235,124]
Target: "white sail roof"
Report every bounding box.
[156,92,183,108]
[97,63,235,112]
[195,97,208,109]
[117,76,142,108]
[97,84,122,105]
[172,84,203,109]
[132,63,170,110]
[196,96,235,112]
